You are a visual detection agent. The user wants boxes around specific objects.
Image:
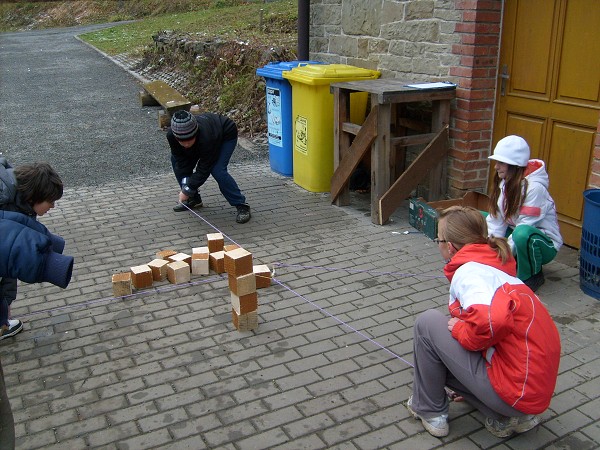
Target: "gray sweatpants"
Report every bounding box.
[411,309,524,420]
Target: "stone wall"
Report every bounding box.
[308,0,501,197]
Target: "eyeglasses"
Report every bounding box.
[433,238,448,244]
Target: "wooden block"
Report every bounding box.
[232,309,258,331]
[253,264,271,289]
[231,291,258,315]
[130,264,153,289]
[167,260,191,284]
[207,233,224,253]
[112,272,132,297]
[191,246,210,275]
[223,248,253,277]
[224,244,240,252]
[148,259,169,281]
[209,251,225,273]
[228,272,256,296]
[156,249,177,260]
[170,252,192,268]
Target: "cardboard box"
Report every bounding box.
[409,191,489,240]
[408,198,438,240]
[427,191,489,211]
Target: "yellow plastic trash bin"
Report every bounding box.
[282,64,380,192]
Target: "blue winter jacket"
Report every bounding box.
[0,210,73,288]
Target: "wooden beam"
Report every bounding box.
[330,105,378,202]
[378,125,449,225]
[390,133,436,148]
[341,122,362,135]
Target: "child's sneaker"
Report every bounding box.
[406,395,449,437]
[0,319,23,340]
[485,414,540,438]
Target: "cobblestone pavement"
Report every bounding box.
[1,25,600,450]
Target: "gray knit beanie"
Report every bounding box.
[171,110,198,140]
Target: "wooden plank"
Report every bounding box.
[330,105,378,202]
[378,126,448,225]
[371,103,391,223]
[390,133,436,148]
[333,86,351,206]
[341,122,361,135]
[143,80,191,114]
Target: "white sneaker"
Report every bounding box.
[485,414,540,438]
[406,395,449,437]
[0,319,23,340]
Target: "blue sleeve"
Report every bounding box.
[0,217,52,283]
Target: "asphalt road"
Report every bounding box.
[0,24,265,188]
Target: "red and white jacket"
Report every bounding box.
[444,243,561,414]
[487,159,562,252]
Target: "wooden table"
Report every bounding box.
[330,79,456,224]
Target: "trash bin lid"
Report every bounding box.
[256,61,325,80]
[282,63,380,85]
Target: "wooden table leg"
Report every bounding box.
[371,102,391,224]
[333,87,351,206]
[428,99,451,200]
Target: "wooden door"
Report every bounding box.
[493,0,600,248]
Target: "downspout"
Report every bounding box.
[298,0,309,60]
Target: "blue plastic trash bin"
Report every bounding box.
[580,189,600,300]
[256,61,324,176]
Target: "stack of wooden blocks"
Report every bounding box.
[111,232,272,332]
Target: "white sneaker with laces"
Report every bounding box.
[0,319,23,340]
[485,414,540,438]
[406,395,449,437]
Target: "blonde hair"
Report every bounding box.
[438,206,512,264]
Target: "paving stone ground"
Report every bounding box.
[1,24,599,450]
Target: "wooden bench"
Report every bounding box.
[140,80,192,114]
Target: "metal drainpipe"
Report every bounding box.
[298,0,309,60]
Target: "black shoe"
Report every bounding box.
[236,204,251,224]
[523,270,545,292]
[173,196,203,212]
[0,319,23,340]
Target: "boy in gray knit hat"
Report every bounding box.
[167,110,251,224]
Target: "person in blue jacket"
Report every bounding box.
[0,208,74,449]
[167,110,251,224]
[0,158,74,340]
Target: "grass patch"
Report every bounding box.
[79,2,296,56]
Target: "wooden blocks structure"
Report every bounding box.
[130,265,153,289]
[224,247,259,331]
[253,265,271,289]
[228,272,256,296]
[209,251,225,274]
[156,249,177,260]
[148,259,169,281]
[111,238,270,334]
[207,233,224,253]
[112,272,132,297]
[168,260,191,284]
[232,309,258,332]
[170,252,192,269]
[224,248,253,277]
[192,246,210,275]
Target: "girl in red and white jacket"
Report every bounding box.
[407,206,561,439]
